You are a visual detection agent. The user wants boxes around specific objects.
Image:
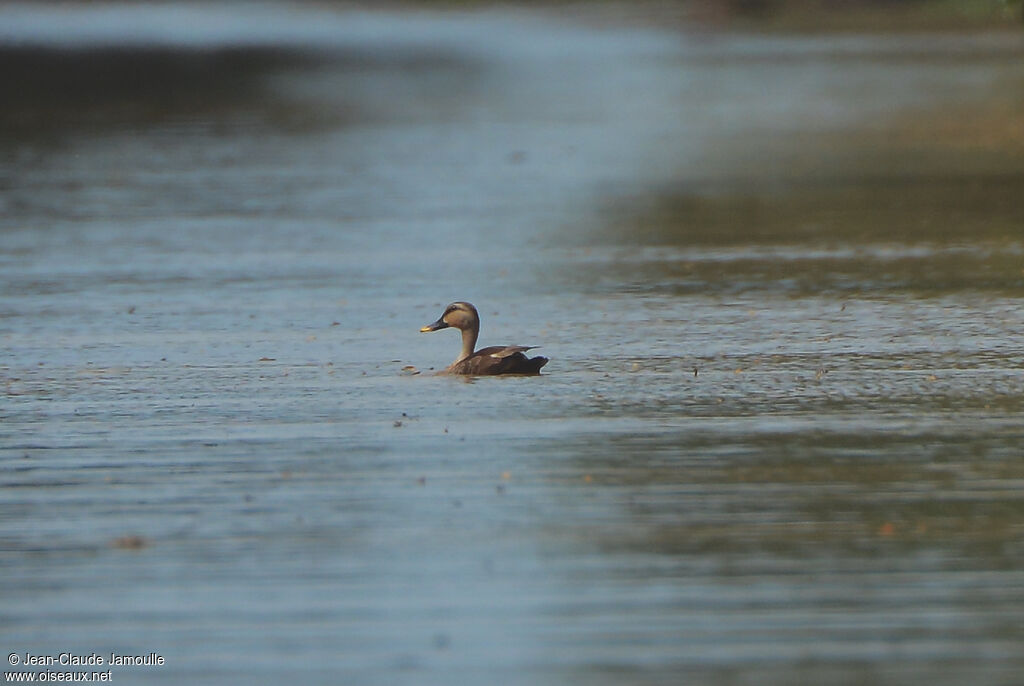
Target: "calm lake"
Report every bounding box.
[2,4,1023,684]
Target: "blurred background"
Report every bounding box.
[2,2,1023,685]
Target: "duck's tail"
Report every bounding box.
[523,355,549,374]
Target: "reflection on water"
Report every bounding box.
[2,3,1023,685]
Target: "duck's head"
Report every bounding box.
[420,301,479,333]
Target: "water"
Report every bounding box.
[2,4,1023,684]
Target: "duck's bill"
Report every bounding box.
[420,318,449,333]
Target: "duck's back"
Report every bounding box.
[447,346,548,376]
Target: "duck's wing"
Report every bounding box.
[478,345,537,359]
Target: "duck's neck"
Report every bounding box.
[456,326,478,363]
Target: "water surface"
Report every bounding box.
[2,4,1023,685]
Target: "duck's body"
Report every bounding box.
[446,345,548,376]
[420,302,548,376]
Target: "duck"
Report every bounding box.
[419,301,548,375]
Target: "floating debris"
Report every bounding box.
[401,365,420,376]
[111,535,148,550]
